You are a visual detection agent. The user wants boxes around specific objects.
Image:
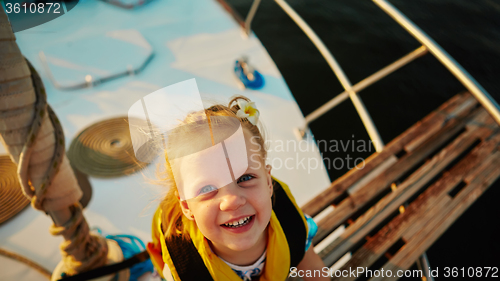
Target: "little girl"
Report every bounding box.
[147,96,329,281]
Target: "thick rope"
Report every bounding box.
[18,61,81,211]
[0,9,110,277]
[0,248,52,279]
[0,13,81,212]
[50,204,109,275]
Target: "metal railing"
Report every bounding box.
[242,0,500,151]
[373,0,500,126]
[274,0,385,152]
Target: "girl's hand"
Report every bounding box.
[296,247,331,280]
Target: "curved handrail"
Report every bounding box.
[274,0,385,152]
[373,0,500,126]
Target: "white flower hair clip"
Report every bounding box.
[236,99,260,125]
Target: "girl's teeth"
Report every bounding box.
[224,216,251,227]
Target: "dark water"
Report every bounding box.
[226,0,500,278]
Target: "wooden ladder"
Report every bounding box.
[296,92,500,280]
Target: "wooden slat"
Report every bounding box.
[333,130,500,281]
[349,105,480,207]
[318,108,493,266]
[402,133,500,240]
[312,104,483,244]
[346,156,398,195]
[372,151,500,281]
[302,147,393,216]
[302,92,475,217]
[404,95,478,152]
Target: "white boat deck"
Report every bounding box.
[0,0,330,280]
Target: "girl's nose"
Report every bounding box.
[219,184,246,211]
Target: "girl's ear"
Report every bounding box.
[180,201,195,221]
[177,191,195,221]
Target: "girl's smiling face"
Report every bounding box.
[178,129,273,256]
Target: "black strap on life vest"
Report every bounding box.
[166,179,307,280]
[59,250,150,281]
[271,180,306,268]
[167,233,214,280]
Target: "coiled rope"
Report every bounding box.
[67,117,150,178]
[0,155,29,224]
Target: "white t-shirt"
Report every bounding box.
[220,250,267,281]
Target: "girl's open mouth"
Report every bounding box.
[221,215,254,229]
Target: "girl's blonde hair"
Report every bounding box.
[158,96,267,240]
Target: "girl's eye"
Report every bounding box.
[237,174,254,183]
[198,185,217,195]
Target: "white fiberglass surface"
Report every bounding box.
[0,0,331,279]
[40,29,153,89]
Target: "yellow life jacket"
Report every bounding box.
[147,178,308,281]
